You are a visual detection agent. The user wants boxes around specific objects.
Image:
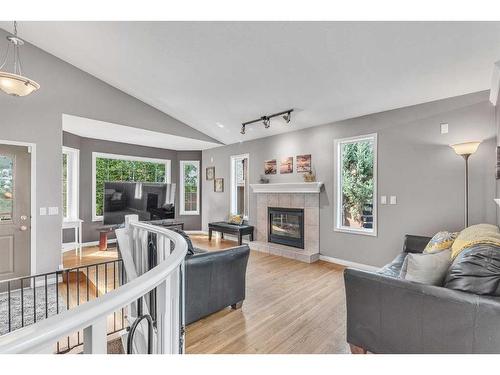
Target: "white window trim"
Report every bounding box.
[62,146,80,222]
[230,153,250,220]
[334,133,378,237]
[92,152,172,222]
[179,160,200,216]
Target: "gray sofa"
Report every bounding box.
[344,235,500,354]
[185,245,250,325]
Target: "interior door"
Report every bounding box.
[0,144,31,288]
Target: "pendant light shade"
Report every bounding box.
[0,22,40,97]
[0,71,40,96]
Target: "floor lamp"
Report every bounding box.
[451,141,481,228]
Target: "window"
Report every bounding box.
[179,160,200,215]
[92,152,171,221]
[62,146,80,220]
[334,134,377,236]
[230,154,249,219]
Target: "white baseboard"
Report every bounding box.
[185,230,208,235]
[62,239,117,252]
[319,255,379,272]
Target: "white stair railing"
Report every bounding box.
[0,219,187,354]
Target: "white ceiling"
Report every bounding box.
[3,21,500,145]
[62,114,221,150]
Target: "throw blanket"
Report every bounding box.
[451,223,500,259]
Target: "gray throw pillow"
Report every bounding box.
[399,250,451,286]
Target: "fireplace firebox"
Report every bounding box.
[268,207,304,249]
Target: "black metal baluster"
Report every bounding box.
[56,272,60,354]
[66,270,70,310]
[7,281,11,332]
[66,270,70,351]
[44,274,48,318]
[56,272,59,314]
[95,264,99,298]
[20,278,24,327]
[86,266,89,301]
[113,261,117,331]
[76,267,80,346]
[33,276,36,323]
[121,261,125,328]
[76,268,80,305]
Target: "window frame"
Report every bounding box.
[179,160,200,216]
[62,146,80,221]
[92,152,172,222]
[334,133,378,237]
[230,153,250,220]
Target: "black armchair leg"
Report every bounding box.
[231,301,243,310]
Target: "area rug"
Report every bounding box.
[0,283,66,335]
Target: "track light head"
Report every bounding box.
[262,116,270,128]
[240,125,246,135]
[283,111,291,123]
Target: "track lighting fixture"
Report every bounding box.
[262,116,270,128]
[283,111,291,123]
[241,109,294,135]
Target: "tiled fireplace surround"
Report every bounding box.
[249,191,320,263]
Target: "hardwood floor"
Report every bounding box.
[63,237,349,354]
[185,242,348,354]
[189,233,241,251]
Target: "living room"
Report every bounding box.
[1,0,500,371]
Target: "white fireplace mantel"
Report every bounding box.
[250,182,323,194]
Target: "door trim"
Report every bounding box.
[0,139,37,276]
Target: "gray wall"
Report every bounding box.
[0,28,213,273]
[202,91,497,267]
[63,132,202,243]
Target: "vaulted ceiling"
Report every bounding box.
[2,21,500,145]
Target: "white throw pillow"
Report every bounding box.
[399,250,452,286]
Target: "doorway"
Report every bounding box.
[0,144,31,287]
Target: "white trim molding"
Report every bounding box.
[250,182,323,194]
[230,153,250,220]
[91,152,172,222]
[489,60,500,105]
[319,255,379,272]
[62,146,80,221]
[179,160,200,216]
[333,133,378,237]
[0,139,37,276]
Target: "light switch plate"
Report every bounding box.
[48,206,59,215]
[39,207,47,216]
[440,123,449,134]
[380,195,387,205]
[390,196,397,205]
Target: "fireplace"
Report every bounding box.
[268,207,304,249]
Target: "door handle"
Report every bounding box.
[20,225,28,231]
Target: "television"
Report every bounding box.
[103,181,176,225]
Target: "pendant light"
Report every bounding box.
[0,21,40,97]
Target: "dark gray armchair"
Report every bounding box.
[344,235,500,354]
[185,245,250,325]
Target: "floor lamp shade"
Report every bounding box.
[451,142,481,156]
[450,141,481,228]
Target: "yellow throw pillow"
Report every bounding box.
[451,223,500,259]
[229,214,244,225]
[424,231,459,254]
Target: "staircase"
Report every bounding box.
[0,218,187,354]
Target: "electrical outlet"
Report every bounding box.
[390,196,397,205]
[440,123,449,134]
[39,207,47,216]
[380,195,387,205]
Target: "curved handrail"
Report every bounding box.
[0,223,187,354]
